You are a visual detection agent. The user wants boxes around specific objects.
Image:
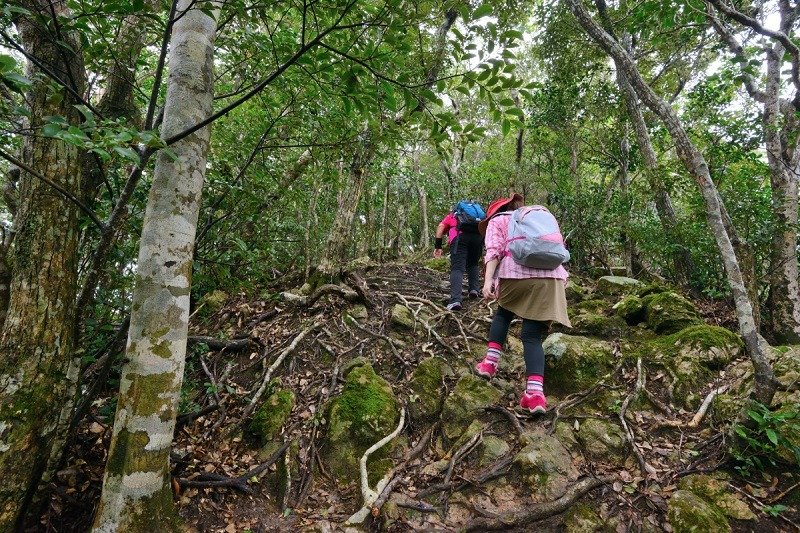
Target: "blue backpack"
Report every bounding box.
[454,200,485,233]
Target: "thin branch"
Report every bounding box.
[0,147,103,230]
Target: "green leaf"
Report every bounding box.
[113,146,141,165]
[766,428,778,445]
[501,119,511,136]
[472,4,492,20]
[42,123,62,137]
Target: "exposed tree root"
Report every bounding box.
[463,476,608,531]
[282,283,360,307]
[483,405,524,436]
[345,405,407,525]
[618,358,657,478]
[240,321,323,421]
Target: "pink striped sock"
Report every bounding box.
[485,342,502,367]
[526,374,544,396]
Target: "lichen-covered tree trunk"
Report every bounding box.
[764,43,800,343]
[0,1,86,527]
[568,0,776,405]
[93,2,218,530]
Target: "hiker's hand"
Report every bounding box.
[433,248,442,258]
[482,279,497,299]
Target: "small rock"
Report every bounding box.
[543,333,616,394]
[409,357,445,421]
[440,375,502,443]
[390,303,416,329]
[667,490,730,533]
[575,418,627,465]
[678,474,756,521]
[514,430,576,499]
[564,503,606,533]
[596,276,642,296]
[479,436,510,465]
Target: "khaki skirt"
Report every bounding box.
[498,278,571,327]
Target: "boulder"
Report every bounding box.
[596,276,642,296]
[571,312,627,338]
[575,418,627,464]
[667,490,730,533]
[342,304,368,326]
[514,431,576,500]
[479,436,510,465]
[678,474,756,521]
[324,364,399,485]
[644,291,701,334]
[409,357,445,421]
[440,375,502,443]
[647,325,743,408]
[543,333,617,394]
[614,295,646,325]
[250,388,295,445]
[390,303,416,329]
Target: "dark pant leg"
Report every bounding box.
[488,305,515,347]
[520,319,547,376]
[465,233,483,293]
[449,235,466,304]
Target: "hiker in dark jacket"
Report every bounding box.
[434,201,485,311]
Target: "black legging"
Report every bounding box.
[488,305,547,376]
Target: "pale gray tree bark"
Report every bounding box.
[707,2,800,342]
[93,1,219,530]
[567,0,777,405]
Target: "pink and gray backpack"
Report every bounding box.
[505,206,570,269]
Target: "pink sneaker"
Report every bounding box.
[519,392,547,414]
[474,359,497,379]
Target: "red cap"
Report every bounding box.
[478,193,523,235]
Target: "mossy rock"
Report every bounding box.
[391,303,416,329]
[667,490,731,533]
[645,326,743,408]
[614,295,646,325]
[324,364,398,485]
[553,421,580,452]
[565,279,587,303]
[342,304,368,326]
[514,431,575,499]
[564,503,607,533]
[479,435,510,465]
[341,355,370,378]
[543,333,616,394]
[424,256,449,272]
[571,312,627,339]
[575,418,627,464]
[250,389,295,445]
[409,357,445,421]
[644,291,702,334]
[678,474,756,521]
[576,299,607,314]
[596,276,642,296]
[440,375,502,443]
[637,282,671,297]
[199,289,228,314]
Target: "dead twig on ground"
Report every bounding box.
[177,440,291,493]
[653,385,728,429]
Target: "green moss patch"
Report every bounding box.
[440,375,501,443]
[667,490,731,533]
[644,291,701,334]
[323,364,398,485]
[249,389,295,445]
[543,333,616,394]
[614,295,646,325]
[409,357,445,421]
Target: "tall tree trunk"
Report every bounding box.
[607,24,695,287]
[0,1,87,527]
[415,148,430,249]
[568,0,776,405]
[93,1,218,529]
[764,43,800,343]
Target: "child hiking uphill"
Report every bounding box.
[434,200,486,311]
[474,193,572,414]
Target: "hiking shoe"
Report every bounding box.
[519,392,547,414]
[474,359,497,379]
[446,301,462,311]
[468,290,479,299]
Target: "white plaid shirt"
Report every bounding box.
[484,212,569,281]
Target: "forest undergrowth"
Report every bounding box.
[43,261,800,533]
